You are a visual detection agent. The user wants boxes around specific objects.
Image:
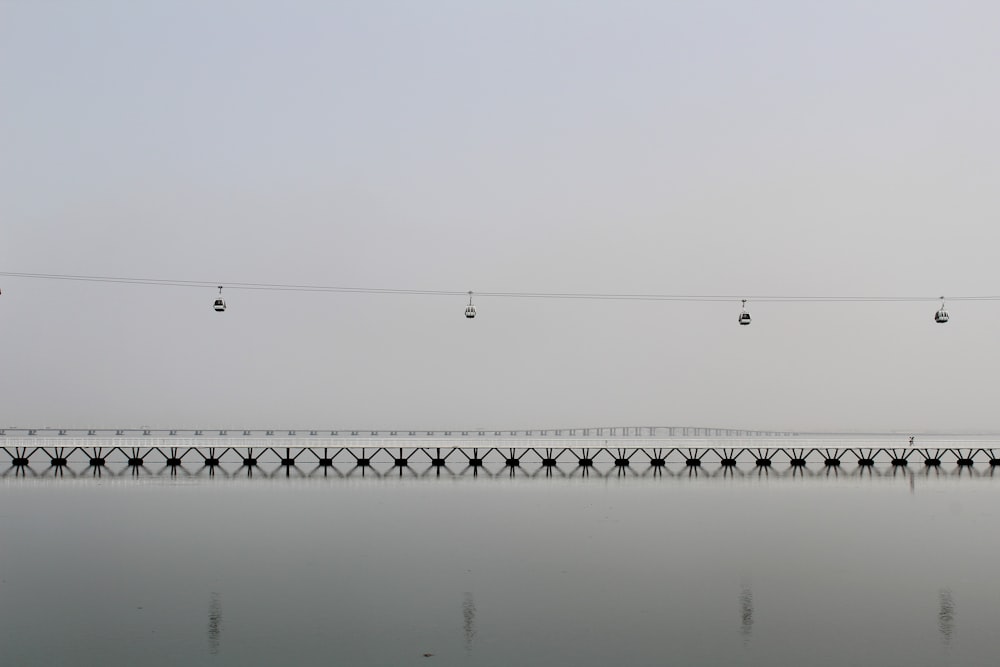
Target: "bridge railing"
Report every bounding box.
[0,426,796,439]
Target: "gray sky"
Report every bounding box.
[3,1,999,432]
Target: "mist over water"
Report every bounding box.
[1,451,999,667]
[6,2,1000,662]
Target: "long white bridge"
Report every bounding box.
[2,426,1000,474]
[0,426,794,438]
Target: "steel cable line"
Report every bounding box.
[0,270,996,303]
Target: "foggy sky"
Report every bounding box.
[3,1,999,432]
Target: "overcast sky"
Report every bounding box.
[3,1,999,433]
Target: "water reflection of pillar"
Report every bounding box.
[713,464,740,479]
[739,585,753,643]
[643,464,664,478]
[938,589,955,646]
[208,592,222,655]
[463,592,477,652]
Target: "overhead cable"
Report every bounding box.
[0,271,993,303]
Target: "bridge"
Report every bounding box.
[2,437,999,473]
[0,426,795,438]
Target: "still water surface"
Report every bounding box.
[1,465,998,666]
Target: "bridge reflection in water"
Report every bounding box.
[3,439,1000,479]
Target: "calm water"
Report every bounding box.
[1,450,998,666]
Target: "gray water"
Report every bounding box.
[1,460,998,665]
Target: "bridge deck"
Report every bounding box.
[2,440,997,470]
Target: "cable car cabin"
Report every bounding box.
[214,298,227,313]
[934,308,949,323]
[465,305,477,319]
[738,312,751,326]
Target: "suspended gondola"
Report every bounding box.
[465,291,476,319]
[934,297,948,323]
[213,286,227,313]
[738,299,751,326]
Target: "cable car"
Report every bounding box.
[934,297,948,324]
[465,291,476,319]
[738,299,751,326]
[214,286,226,313]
